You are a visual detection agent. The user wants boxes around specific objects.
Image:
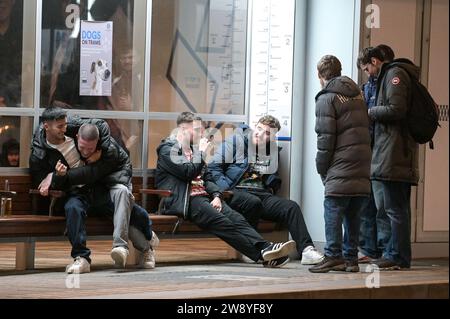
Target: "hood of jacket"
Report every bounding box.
[316,76,362,101]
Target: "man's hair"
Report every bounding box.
[78,123,99,141]
[357,46,385,68]
[176,112,196,126]
[376,44,395,62]
[258,115,281,132]
[317,55,342,81]
[41,107,67,122]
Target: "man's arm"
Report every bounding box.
[369,68,410,122]
[158,143,204,183]
[208,137,236,191]
[65,117,111,150]
[315,94,337,179]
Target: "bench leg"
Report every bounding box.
[16,240,36,271]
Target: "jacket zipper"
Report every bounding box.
[182,182,190,219]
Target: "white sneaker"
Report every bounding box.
[111,246,129,268]
[66,256,90,274]
[301,246,325,265]
[149,231,160,248]
[138,248,156,269]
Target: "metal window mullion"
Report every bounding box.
[141,0,154,207]
[33,0,43,131]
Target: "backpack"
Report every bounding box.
[388,60,440,148]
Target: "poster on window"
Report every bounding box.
[79,21,113,96]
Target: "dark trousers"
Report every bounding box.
[228,190,314,255]
[64,194,152,263]
[188,196,269,261]
[372,181,412,268]
[359,188,391,259]
[324,196,365,262]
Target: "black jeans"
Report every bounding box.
[228,189,314,255]
[188,196,269,261]
[64,192,152,263]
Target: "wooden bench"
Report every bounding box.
[0,175,288,270]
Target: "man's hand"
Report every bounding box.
[199,137,211,153]
[38,173,53,197]
[210,197,222,212]
[55,160,67,176]
[86,149,102,164]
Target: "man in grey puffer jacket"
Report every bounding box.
[309,55,371,273]
[359,47,419,269]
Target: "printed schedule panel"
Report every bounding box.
[248,0,295,140]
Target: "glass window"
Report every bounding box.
[40,0,146,111]
[104,118,143,169]
[0,116,32,167]
[150,0,248,115]
[0,0,34,108]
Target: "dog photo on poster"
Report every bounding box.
[79,20,113,96]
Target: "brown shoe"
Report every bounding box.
[345,260,360,272]
[308,256,345,273]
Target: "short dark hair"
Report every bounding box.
[41,107,67,122]
[176,112,196,126]
[317,55,342,81]
[78,123,99,141]
[376,44,395,62]
[357,46,385,68]
[258,115,281,132]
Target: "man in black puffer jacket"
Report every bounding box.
[359,47,419,270]
[30,107,158,274]
[309,55,371,273]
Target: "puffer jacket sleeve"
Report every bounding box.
[158,143,205,183]
[315,94,337,178]
[66,116,111,150]
[369,68,410,122]
[208,138,235,191]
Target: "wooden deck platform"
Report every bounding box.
[0,239,448,299]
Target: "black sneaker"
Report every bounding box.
[261,240,296,261]
[263,256,290,268]
[371,258,406,270]
[345,260,360,272]
[308,256,346,273]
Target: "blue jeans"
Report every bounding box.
[324,196,366,262]
[372,181,411,268]
[359,189,391,258]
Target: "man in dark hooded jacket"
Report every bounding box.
[309,55,371,273]
[359,47,419,270]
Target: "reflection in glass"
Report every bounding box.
[0,116,32,167]
[40,0,145,111]
[105,118,143,169]
[150,0,248,115]
[0,0,23,107]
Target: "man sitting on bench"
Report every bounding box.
[155,112,295,267]
[30,107,158,274]
[208,115,324,265]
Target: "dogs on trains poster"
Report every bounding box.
[79,20,113,96]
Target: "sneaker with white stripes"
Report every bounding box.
[263,256,290,268]
[261,240,296,261]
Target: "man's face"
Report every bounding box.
[252,122,276,146]
[192,120,205,144]
[7,151,19,166]
[178,122,194,145]
[360,58,380,77]
[119,51,136,72]
[0,0,14,23]
[44,118,67,142]
[77,136,98,158]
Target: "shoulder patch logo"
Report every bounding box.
[392,77,400,85]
